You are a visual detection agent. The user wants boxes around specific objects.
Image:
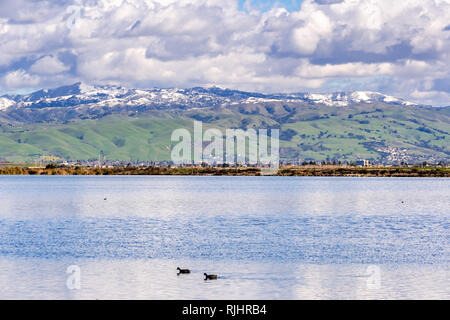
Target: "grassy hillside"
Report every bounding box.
[0,115,193,162]
[0,103,449,163]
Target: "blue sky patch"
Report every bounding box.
[238,0,302,12]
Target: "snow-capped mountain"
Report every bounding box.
[2,83,249,110]
[0,82,420,112]
[299,91,417,107]
[0,97,16,111]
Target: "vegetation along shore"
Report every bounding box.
[0,165,449,177]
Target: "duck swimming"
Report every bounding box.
[204,273,218,280]
[177,267,190,274]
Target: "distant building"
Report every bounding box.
[98,151,106,168]
[355,159,370,167]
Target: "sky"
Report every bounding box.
[0,0,449,106]
[239,0,303,12]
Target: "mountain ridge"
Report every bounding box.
[0,82,425,115]
[0,83,448,164]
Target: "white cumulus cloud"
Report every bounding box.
[0,0,448,105]
[30,55,70,75]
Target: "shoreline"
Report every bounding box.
[0,166,449,177]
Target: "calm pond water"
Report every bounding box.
[0,176,448,299]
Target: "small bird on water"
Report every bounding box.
[204,273,218,280]
[177,267,190,274]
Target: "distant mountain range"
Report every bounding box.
[1,82,422,114]
[0,83,448,164]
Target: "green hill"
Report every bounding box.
[0,102,449,163]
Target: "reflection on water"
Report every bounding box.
[0,215,448,263]
[0,258,448,300]
[0,176,448,299]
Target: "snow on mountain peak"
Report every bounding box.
[78,82,96,94]
[300,91,417,107]
[0,84,422,112]
[350,91,374,102]
[0,97,15,111]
